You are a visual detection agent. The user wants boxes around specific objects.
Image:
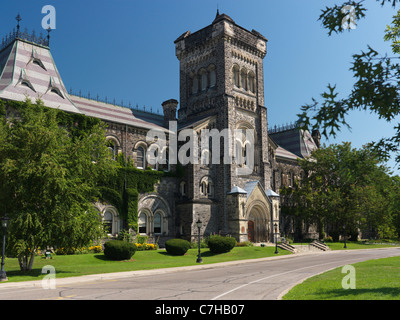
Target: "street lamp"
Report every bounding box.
[343,224,347,249]
[0,214,10,281]
[196,218,203,263]
[274,223,279,254]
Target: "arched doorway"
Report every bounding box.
[248,220,255,242]
[247,204,271,243]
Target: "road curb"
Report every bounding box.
[0,251,317,290]
[2,247,397,291]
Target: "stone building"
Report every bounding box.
[0,12,320,245]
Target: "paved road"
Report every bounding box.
[0,247,399,301]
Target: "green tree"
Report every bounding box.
[298,1,400,164]
[281,142,396,240]
[388,175,400,237]
[0,99,117,271]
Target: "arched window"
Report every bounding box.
[138,211,148,234]
[201,181,207,195]
[180,181,187,196]
[235,125,255,167]
[289,171,294,187]
[201,149,210,166]
[200,69,208,91]
[235,138,243,165]
[200,176,214,198]
[104,210,113,234]
[241,68,247,90]
[147,144,159,170]
[248,72,256,93]
[207,181,214,197]
[160,148,170,171]
[136,146,145,169]
[107,139,118,160]
[154,212,162,234]
[232,65,240,87]
[192,76,198,94]
[209,66,216,88]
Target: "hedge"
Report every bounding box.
[208,236,237,253]
[165,238,191,256]
[104,240,137,260]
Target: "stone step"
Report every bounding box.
[277,242,296,253]
[310,240,331,251]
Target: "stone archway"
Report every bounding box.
[246,202,271,243]
[138,194,171,237]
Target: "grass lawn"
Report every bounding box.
[325,241,400,250]
[283,256,400,300]
[292,241,400,250]
[0,246,290,283]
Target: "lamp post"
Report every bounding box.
[0,214,10,281]
[343,224,347,249]
[274,222,279,254]
[196,218,203,263]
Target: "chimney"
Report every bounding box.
[312,129,321,148]
[162,99,178,127]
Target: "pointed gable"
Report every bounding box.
[243,180,277,203]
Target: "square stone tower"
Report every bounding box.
[174,12,277,242]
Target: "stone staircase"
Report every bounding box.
[277,240,330,254]
[277,242,296,253]
[310,240,331,251]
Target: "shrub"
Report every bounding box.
[89,245,103,253]
[165,239,191,256]
[137,235,148,244]
[103,240,137,260]
[236,241,253,247]
[135,243,159,251]
[55,247,85,255]
[208,236,237,253]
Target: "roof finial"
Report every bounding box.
[216,4,220,17]
[46,26,51,46]
[16,13,22,37]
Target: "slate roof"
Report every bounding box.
[227,185,248,195]
[0,38,168,133]
[269,128,318,159]
[0,40,80,114]
[70,95,168,132]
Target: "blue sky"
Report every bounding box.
[1,0,399,173]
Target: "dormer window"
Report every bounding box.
[21,80,35,91]
[50,87,64,98]
[31,49,47,70]
[32,58,47,70]
[47,77,64,99]
[18,69,36,92]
